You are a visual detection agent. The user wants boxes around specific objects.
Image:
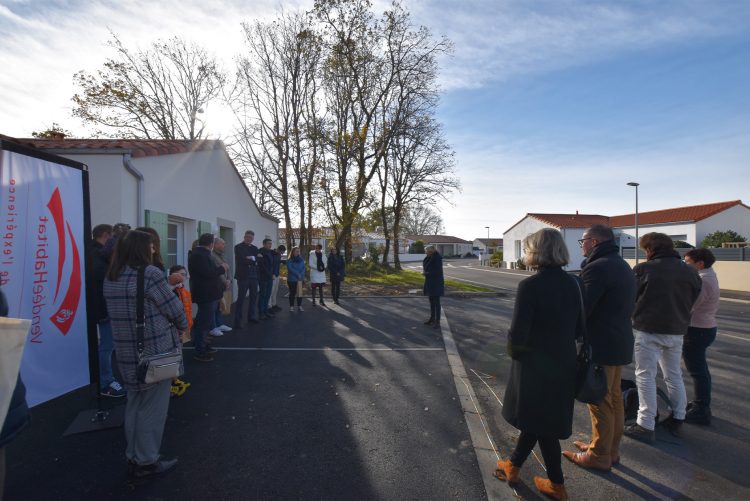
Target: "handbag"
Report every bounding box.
[296,280,303,297]
[135,267,183,384]
[573,278,608,404]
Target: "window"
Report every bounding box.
[167,223,178,269]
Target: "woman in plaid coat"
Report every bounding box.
[104,230,187,480]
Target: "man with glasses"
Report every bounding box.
[563,225,635,471]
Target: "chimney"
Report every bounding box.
[576,210,579,215]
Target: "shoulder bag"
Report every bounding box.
[135,267,183,384]
[574,278,608,404]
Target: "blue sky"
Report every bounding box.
[1,0,748,240]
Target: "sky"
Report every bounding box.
[1,0,749,240]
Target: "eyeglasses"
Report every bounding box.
[577,238,592,247]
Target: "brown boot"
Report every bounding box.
[494,459,520,485]
[562,450,611,471]
[573,440,620,465]
[534,476,568,501]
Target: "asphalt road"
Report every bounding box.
[430,259,750,500]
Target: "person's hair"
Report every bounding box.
[639,232,674,254]
[112,222,131,237]
[92,224,113,239]
[214,237,225,245]
[169,264,186,275]
[245,230,255,236]
[191,239,199,251]
[135,226,164,270]
[328,246,338,254]
[685,248,716,268]
[291,246,300,257]
[198,233,214,246]
[107,230,153,280]
[278,245,286,252]
[263,238,272,244]
[523,228,569,268]
[315,244,322,250]
[586,224,614,242]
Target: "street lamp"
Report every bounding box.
[485,226,490,239]
[627,182,640,264]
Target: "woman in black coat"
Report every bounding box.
[327,247,346,305]
[422,246,444,328]
[495,229,582,501]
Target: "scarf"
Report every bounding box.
[316,251,325,272]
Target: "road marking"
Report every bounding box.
[720,331,750,342]
[440,313,519,500]
[443,274,516,292]
[183,346,444,351]
[720,297,750,304]
[462,266,531,278]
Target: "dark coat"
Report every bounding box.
[581,240,636,366]
[188,246,226,303]
[0,288,30,447]
[234,242,259,280]
[258,247,275,280]
[88,240,110,322]
[422,252,444,297]
[502,267,582,439]
[633,250,702,335]
[328,253,346,282]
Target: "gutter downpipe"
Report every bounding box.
[123,153,145,226]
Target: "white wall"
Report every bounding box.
[559,228,586,271]
[617,222,697,246]
[503,217,549,265]
[696,205,750,244]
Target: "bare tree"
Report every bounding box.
[314,0,451,262]
[72,34,225,139]
[401,204,445,236]
[229,13,323,251]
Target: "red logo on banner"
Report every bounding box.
[46,188,82,335]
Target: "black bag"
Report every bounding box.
[573,279,608,404]
[135,267,183,384]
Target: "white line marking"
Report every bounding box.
[183,346,444,351]
[443,274,516,292]
[720,332,750,342]
[720,297,750,304]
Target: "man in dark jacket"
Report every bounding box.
[563,225,635,471]
[189,233,228,362]
[257,239,275,320]
[87,224,125,397]
[624,232,701,443]
[233,230,259,328]
[422,246,444,328]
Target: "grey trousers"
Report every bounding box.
[124,379,172,465]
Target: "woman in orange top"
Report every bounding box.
[168,265,193,397]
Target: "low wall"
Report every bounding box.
[624,259,750,293]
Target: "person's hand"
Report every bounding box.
[225,281,231,291]
[168,272,184,285]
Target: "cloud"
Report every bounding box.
[407,0,749,91]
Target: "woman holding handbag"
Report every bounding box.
[104,230,188,480]
[494,229,583,501]
[286,247,306,312]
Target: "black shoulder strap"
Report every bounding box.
[136,266,145,355]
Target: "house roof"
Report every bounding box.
[405,235,472,244]
[609,200,748,227]
[2,135,225,158]
[505,213,609,234]
[475,238,503,246]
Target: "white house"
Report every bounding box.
[405,235,473,257]
[503,200,750,271]
[503,213,608,270]
[473,238,503,256]
[9,135,279,298]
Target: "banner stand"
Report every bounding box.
[64,157,124,436]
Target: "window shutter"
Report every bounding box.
[144,209,169,259]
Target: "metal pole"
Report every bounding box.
[627,182,640,264]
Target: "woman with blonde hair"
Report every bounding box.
[494,228,582,501]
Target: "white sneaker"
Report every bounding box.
[209,328,224,337]
[218,324,232,332]
[297,306,304,312]
[290,306,295,312]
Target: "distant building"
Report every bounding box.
[405,235,473,257]
[473,238,503,256]
[503,200,750,271]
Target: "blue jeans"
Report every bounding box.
[98,320,115,389]
[194,300,218,355]
[214,301,224,328]
[682,326,717,408]
[258,278,273,317]
[234,278,259,325]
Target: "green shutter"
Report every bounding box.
[198,220,213,237]
[144,209,169,259]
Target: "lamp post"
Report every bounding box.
[627,182,640,264]
[485,226,490,239]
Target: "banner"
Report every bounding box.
[0,144,90,406]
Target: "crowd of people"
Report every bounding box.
[493,225,719,501]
